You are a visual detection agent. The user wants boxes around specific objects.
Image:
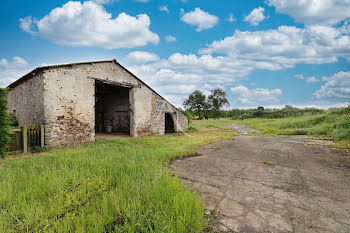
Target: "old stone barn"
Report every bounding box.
[7,60,188,147]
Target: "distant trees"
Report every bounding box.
[0,88,10,158]
[183,88,229,119]
[222,106,325,119]
[208,88,229,119]
[183,90,206,118]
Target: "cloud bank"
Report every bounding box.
[19,1,159,49]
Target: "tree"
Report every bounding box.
[183,90,206,118]
[257,106,264,111]
[208,88,229,119]
[0,88,10,158]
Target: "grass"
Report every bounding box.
[1,109,348,232]
[262,161,276,166]
[0,122,235,233]
[232,107,350,148]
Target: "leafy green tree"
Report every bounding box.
[202,102,212,119]
[208,88,229,119]
[183,90,206,118]
[0,88,10,158]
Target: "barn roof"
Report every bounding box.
[7,59,182,112]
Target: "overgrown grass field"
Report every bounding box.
[1,108,348,232]
[233,106,350,147]
[0,123,235,232]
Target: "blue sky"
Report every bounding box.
[1,0,350,109]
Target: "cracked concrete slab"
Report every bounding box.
[170,125,350,233]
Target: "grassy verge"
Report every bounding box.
[0,123,235,232]
[231,107,350,148]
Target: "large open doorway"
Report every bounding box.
[165,112,175,134]
[95,81,130,137]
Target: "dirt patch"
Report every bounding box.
[229,124,263,135]
[170,132,350,232]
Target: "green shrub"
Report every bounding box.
[0,88,10,158]
[8,112,18,126]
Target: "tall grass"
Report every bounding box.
[235,106,350,147]
[0,125,235,232]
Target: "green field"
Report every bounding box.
[232,107,350,148]
[1,108,348,232]
[0,123,235,233]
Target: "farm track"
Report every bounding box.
[171,125,350,232]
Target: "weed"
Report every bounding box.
[265,148,281,152]
[263,161,276,166]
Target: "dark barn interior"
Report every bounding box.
[165,112,175,133]
[95,81,130,135]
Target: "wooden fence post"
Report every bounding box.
[41,125,45,148]
[23,126,27,153]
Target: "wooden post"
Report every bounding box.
[23,126,27,153]
[40,125,45,148]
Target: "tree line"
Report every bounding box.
[220,105,325,119]
[181,89,327,121]
[181,88,229,120]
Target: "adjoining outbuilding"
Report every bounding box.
[7,60,188,147]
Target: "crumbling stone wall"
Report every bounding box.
[43,69,95,147]
[8,61,188,147]
[42,62,140,147]
[7,73,45,126]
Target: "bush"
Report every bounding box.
[0,88,10,158]
[8,112,18,126]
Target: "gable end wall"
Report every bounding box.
[7,73,45,126]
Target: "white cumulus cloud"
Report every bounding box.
[227,13,235,22]
[267,0,350,26]
[244,7,265,26]
[306,77,321,83]
[159,6,169,14]
[126,51,160,63]
[123,23,350,107]
[180,8,219,32]
[230,86,282,105]
[0,57,30,88]
[91,0,118,4]
[165,35,177,42]
[19,1,159,49]
[313,71,350,101]
[200,25,350,69]
[294,74,305,80]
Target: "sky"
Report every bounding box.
[0,0,350,109]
